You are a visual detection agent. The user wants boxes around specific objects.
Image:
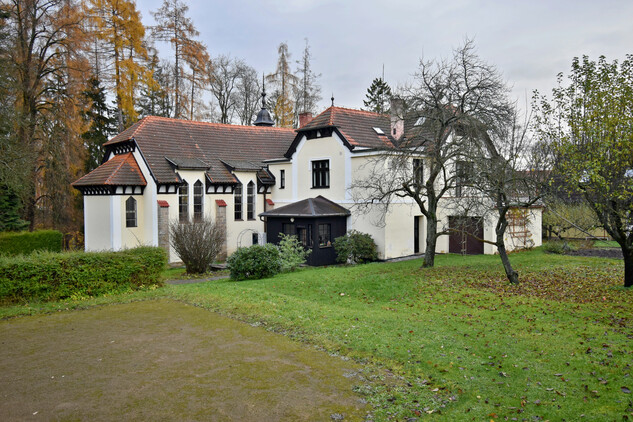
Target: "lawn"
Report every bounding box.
[160,249,632,421]
[2,248,632,420]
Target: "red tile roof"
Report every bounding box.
[72,153,147,187]
[266,198,275,206]
[298,106,397,149]
[157,200,169,208]
[105,116,296,184]
[215,199,227,207]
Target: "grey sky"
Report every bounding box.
[137,0,633,112]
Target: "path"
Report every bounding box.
[0,300,366,421]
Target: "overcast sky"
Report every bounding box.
[136,0,633,113]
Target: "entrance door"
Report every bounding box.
[414,217,420,254]
[448,216,484,255]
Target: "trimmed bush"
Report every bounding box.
[0,246,167,304]
[0,230,63,255]
[227,244,281,281]
[333,230,378,264]
[278,233,310,272]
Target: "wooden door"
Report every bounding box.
[449,216,484,255]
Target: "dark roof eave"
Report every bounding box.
[259,212,351,218]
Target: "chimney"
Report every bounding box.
[299,112,313,128]
[390,97,404,141]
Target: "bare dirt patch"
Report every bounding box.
[0,300,366,421]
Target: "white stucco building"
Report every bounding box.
[72,99,542,265]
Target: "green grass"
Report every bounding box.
[2,249,632,420]
[594,240,620,248]
[160,266,229,280]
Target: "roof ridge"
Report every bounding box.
[142,115,295,132]
[331,106,386,117]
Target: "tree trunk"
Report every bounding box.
[423,216,437,268]
[622,246,633,288]
[497,241,519,284]
[495,210,518,284]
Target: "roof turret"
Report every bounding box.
[253,78,274,126]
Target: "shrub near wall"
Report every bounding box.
[0,230,63,255]
[228,244,282,281]
[0,247,167,304]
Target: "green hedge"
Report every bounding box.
[0,230,63,255]
[0,247,167,304]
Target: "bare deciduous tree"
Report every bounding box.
[170,217,225,274]
[295,38,321,116]
[352,40,514,268]
[455,110,546,284]
[233,64,260,126]
[208,55,245,124]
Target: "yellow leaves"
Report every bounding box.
[88,0,152,126]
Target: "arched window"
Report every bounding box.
[125,197,137,228]
[178,182,189,222]
[193,180,203,221]
[247,181,255,220]
[234,183,243,220]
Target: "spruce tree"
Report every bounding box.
[363,77,392,114]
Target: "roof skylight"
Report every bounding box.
[373,127,385,135]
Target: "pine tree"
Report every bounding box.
[82,77,116,172]
[363,77,392,114]
[138,51,173,118]
[0,186,28,231]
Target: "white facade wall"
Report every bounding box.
[84,196,113,251]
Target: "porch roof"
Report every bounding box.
[260,196,350,218]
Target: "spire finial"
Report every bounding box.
[331,93,334,107]
[261,73,267,108]
[253,73,274,126]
